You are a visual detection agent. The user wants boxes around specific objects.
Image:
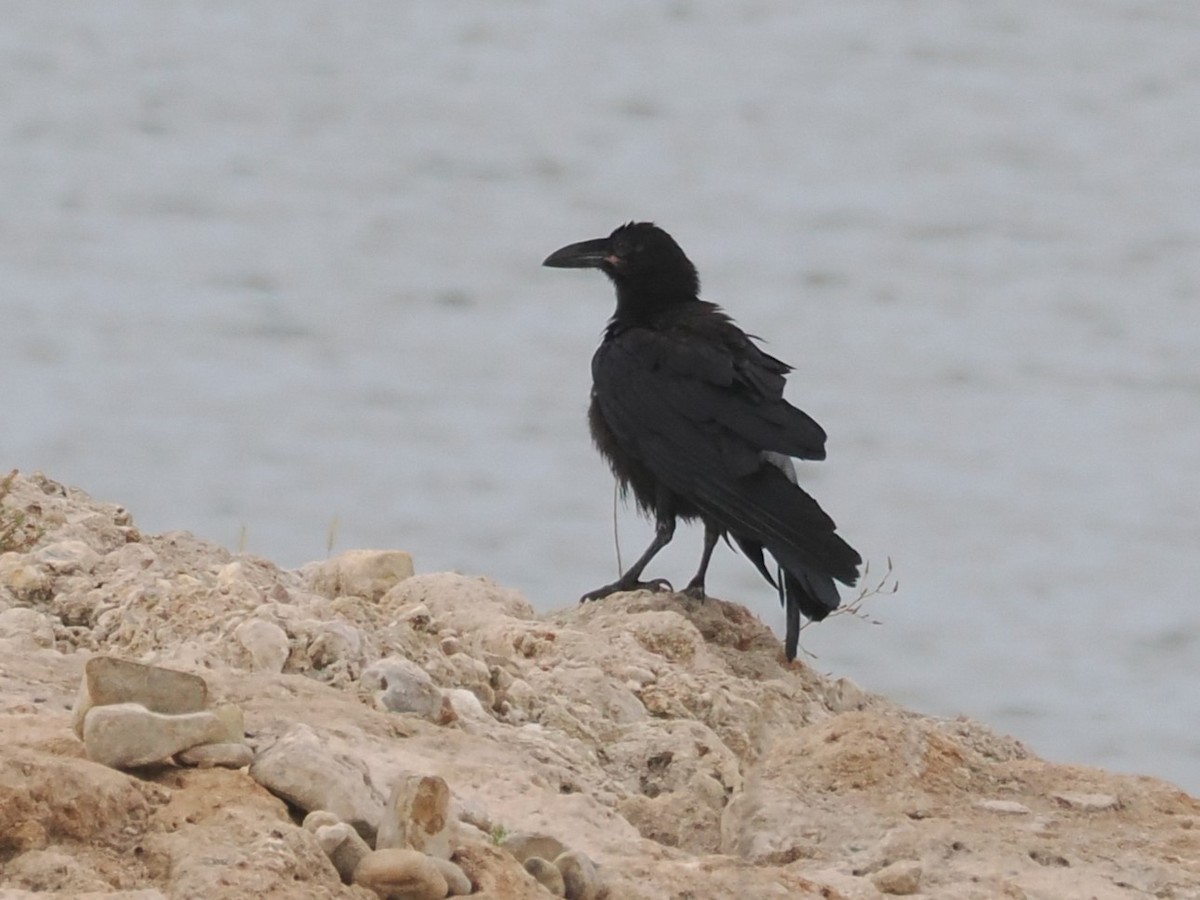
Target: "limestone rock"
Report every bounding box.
[234,618,290,672]
[382,572,536,631]
[452,842,548,900]
[354,848,448,900]
[524,856,566,896]
[317,821,373,883]
[0,606,56,648]
[248,722,384,838]
[0,559,53,605]
[554,850,600,900]
[871,860,922,895]
[34,539,101,574]
[430,857,472,896]
[362,655,449,722]
[617,771,725,852]
[975,799,1032,815]
[72,655,209,738]
[444,687,489,724]
[311,549,415,602]
[501,831,567,864]
[376,774,453,859]
[306,618,365,671]
[83,703,228,769]
[175,741,254,769]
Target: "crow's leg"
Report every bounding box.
[582,516,675,602]
[683,523,720,599]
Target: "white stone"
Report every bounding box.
[0,606,56,648]
[234,618,290,672]
[310,549,415,602]
[362,655,446,720]
[175,741,253,769]
[248,723,384,836]
[376,773,454,859]
[83,703,228,769]
[316,821,373,883]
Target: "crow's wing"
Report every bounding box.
[592,326,859,583]
[596,324,828,464]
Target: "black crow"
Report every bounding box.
[543,221,861,661]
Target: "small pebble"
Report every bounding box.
[554,850,600,900]
[303,810,342,832]
[502,831,567,864]
[871,859,922,895]
[234,619,290,673]
[430,857,472,896]
[175,741,253,769]
[354,848,448,900]
[308,621,362,669]
[316,822,373,884]
[445,688,487,722]
[525,856,566,897]
[362,656,446,721]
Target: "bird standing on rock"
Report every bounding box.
[542,222,861,661]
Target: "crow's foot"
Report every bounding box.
[581,577,673,603]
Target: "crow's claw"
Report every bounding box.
[581,577,674,603]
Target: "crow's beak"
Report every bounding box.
[542,237,612,269]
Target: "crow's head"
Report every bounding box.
[543,222,700,301]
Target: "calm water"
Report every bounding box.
[4,2,1199,792]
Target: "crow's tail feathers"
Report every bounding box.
[732,533,860,661]
[780,564,840,662]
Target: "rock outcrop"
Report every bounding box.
[1,471,1198,899]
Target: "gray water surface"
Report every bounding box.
[4,2,1199,792]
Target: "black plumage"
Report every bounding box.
[543,221,860,660]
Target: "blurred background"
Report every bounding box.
[3,2,1198,791]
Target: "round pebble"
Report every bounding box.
[354,848,449,900]
[430,857,472,896]
[316,822,372,884]
[303,810,342,832]
[175,741,253,769]
[524,856,566,897]
[502,831,566,864]
[554,850,600,900]
[871,859,922,895]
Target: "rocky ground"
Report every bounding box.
[1,471,1198,900]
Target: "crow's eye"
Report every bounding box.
[612,237,631,257]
